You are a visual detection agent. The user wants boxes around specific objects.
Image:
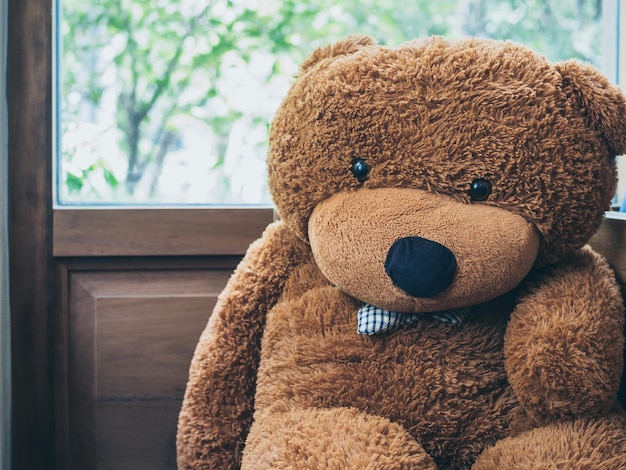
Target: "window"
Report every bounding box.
[56,0,623,207]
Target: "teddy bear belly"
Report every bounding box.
[254,285,521,464]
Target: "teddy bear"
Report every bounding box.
[177,35,626,469]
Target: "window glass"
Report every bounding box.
[57,0,614,205]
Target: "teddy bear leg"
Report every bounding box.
[473,413,626,469]
[241,407,437,470]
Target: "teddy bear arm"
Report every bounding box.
[504,246,625,423]
[177,221,309,469]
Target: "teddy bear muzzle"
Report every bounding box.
[308,187,541,313]
[385,236,457,298]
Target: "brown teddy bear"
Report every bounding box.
[177,35,626,469]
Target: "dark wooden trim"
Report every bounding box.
[55,255,243,271]
[7,0,54,469]
[53,207,274,257]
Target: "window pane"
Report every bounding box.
[56,0,613,205]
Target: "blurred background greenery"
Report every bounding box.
[58,0,607,205]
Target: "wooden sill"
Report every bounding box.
[53,207,275,257]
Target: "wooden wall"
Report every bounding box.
[590,212,626,406]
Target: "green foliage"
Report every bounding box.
[59,0,604,204]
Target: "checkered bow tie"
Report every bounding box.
[357,303,471,335]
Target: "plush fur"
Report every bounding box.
[177,36,626,469]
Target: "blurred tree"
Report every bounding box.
[59,0,603,204]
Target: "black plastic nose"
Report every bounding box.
[384,236,456,298]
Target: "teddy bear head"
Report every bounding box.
[267,35,626,314]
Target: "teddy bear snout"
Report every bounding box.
[384,236,457,298]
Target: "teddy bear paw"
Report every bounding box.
[473,414,626,469]
[242,407,437,470]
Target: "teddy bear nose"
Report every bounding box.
[384,236,457,298]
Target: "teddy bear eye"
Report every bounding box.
[350,157,371,182]
[468,178,492,201]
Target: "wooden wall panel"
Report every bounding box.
[97,401,182,470]
[97,297,211,397]
[589,212,626,408]
[590,212,626,287]
[67,268,233,470]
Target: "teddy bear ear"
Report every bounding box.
[556,60,626,156]
[299,34,377,73]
